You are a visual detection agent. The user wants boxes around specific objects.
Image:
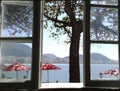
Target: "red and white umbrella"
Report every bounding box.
[42,63,61,82]
[3,62,30,79]
[99,68,119,77]
[42,63,61,70]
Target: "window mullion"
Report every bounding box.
[83,0,91,86]
[91,4,118,8]
[0,37,32,42]
[118,0,120,80]
[90,40,119,44]
[0,0,36,89]
[84,0,120,87]
[31,0,41,89]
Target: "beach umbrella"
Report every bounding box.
[42,63,61,82]
[3,62,30,79]
[99,68,119,78]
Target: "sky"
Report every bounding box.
[43,29,118,60]
[43,29,71,58]
[91,44,118,61]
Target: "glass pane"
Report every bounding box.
[91,0,118,5]
[90,7,118,41]
[90,44,119,80]
[1,2,33,37]
[0,42,32,82]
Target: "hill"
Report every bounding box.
[42,54,63,63]
[1,42,32,57]
[42,53,117,64]
[1,42,117,64]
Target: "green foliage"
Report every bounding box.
[62,16,70,22]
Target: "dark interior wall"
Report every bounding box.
[0,88,120,91]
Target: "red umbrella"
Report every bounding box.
[3,62,30,79]
[42,63,61,82]
[99,68,119,78]
[42,63,61,70]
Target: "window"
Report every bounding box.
[41,0,84,86]
[2,0,120,89]
[84,0,120,87]
[0,0,41,89]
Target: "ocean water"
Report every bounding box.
[1,64,119,82]
[42,64,119,82]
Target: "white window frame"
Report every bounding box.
[83,0,120,87]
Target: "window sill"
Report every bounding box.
[40,83,84,89]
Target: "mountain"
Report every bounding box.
[1,42,116,64]
[42,53,117,64]
[42,54,63,63]
[90,53,116,64]
[1,42,32,57]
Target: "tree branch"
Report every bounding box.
[101,23,117,35]
[65,1,76,23]
[44,13,72,26]
[64,27,72,38]
[54,21,72,28]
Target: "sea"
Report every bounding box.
[1,64,119,83]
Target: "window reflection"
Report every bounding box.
[90,44,119,80]
[0,42,32,82]
[2,4,33,37]
[90,7,118,41]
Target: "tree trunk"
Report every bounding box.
[69,21,82,82]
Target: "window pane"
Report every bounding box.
[90,7,118,41]
[91,0,118,5]
[2,3,33,37]
[0,42,32,82]
[90,44,119,80]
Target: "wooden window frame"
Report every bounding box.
[0,0,41,89]
[83,0,120,87]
